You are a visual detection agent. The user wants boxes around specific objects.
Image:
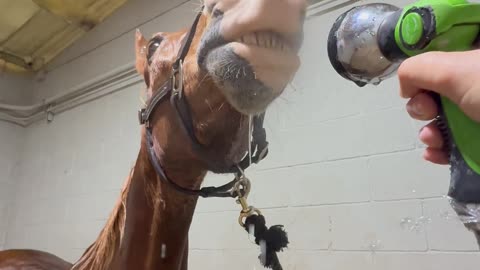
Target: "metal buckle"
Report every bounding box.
[172,60,184,99]
[234,175,251,199]
[138,108,146,125]
[138,108,151,128]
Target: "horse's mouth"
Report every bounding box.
[198,27,301,115]
[233,31,296,53]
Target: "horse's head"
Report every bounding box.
[135,0,306,172]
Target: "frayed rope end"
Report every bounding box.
[243,214,289,270]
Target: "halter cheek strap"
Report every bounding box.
[138,7,203,128]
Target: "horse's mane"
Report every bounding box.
[71,168,134,270]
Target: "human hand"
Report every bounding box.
[397,49,480,165]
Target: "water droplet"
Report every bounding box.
[161,244,167,259]
[367,240,383,253]
[400,217,414,229]
[400,216,431,232]
[440,210,453,220]
[418,216,432,225]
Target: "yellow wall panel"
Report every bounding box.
[0,0,40,42]
[0,0,128,73]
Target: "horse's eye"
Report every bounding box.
[147,37,163,65]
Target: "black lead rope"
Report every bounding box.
[139,5,288,269]
[243,215,289,270]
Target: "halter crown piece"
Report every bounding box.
[137,6,289,270]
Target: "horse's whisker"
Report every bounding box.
[217,102,225,111]
[248,114,253,166]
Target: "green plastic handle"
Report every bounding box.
[442,97,480,174]
[394,0,480,203]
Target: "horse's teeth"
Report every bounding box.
[244,33,257,46]
[271,34,277,49]
[255,32,261,46]
[237,32,290,52]
[265,32,272,48]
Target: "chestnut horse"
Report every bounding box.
[0,0,306,269]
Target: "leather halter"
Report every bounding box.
[138,7,269,198]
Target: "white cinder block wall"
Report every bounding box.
[0,121,24,250]
[0,73,29,249]
[0,73,32,105]
[2,0,480,268]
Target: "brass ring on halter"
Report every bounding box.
[234,176,251,199]
[238,206,262,227]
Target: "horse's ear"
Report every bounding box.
[135,29,148,75]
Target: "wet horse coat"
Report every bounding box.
[0,250,72,269]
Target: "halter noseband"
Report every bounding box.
[138,7,269,198]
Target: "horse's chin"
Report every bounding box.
[200,46,272,115]
[199,43,299,115]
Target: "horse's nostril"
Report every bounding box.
[212,8,223,19]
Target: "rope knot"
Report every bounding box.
[243,214,289,270]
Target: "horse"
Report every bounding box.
[0,249,72,269]
[0,0,306,269]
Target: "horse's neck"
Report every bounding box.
[73,140,205,270]
[113,145,203,270]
